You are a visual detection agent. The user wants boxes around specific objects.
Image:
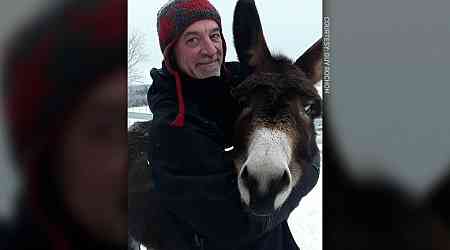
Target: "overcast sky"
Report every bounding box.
[128,0,322,84]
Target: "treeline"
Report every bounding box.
[128,84,150,107]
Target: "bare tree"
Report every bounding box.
[128,30,148,84]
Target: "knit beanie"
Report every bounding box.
[156,0,227,127]
[3,1,125,249]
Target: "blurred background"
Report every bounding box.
[326,0,450,213]
[1,1,127,249]
[0,0,56,224]
[324,0,450,248]
[327,0,450,200]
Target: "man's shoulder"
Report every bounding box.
[150,67,172,82]
[148,64,175,97]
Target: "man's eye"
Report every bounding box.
[186,37,199,46]
[211,33,221,41]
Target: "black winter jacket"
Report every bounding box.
[146,62,320,250]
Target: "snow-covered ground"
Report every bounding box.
[128,106,151,114]
[128,106,152,127]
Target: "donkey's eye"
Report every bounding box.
[303,98,322,119]
[304,104,312,113]
[302,99,318,118]
[303,99,314,111]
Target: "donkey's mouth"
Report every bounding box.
[242,201,276,217]
[249,210,273,217]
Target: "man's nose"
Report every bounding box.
[200,38,218,56]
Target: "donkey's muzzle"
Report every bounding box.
[239,165,291,215]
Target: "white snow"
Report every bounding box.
[128,106,152,127]
[128,106,152,114]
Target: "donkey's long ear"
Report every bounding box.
[295,38,323,84]
[233,0,271,74]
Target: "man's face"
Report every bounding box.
[174,19,224,79]
[58,70,127,244]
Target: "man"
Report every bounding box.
[145,0,321,249]
[1,1,127,249]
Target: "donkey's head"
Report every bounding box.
[231,0,322,216]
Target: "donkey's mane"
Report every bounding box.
[231,55,318,104]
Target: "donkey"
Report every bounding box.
[128,120,161,250]
[230,0,322,216]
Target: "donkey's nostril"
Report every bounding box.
[239,165,256,190]
[281,169,291,188]
[241,165,249,179]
